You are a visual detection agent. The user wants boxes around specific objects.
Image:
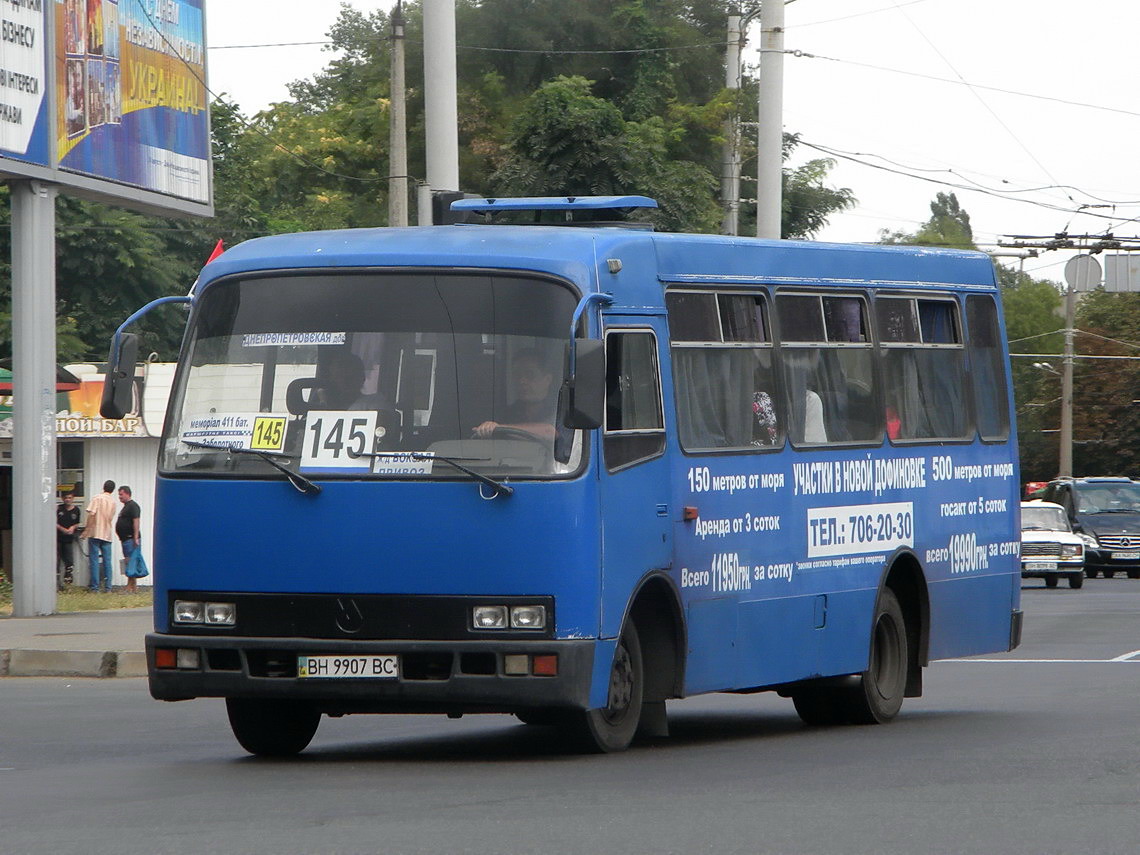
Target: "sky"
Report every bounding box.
[205,0,1140,284]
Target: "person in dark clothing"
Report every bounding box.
[116,486,142,593]
[56,492,81,588]
[471,349,558,441]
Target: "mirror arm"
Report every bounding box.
[112,295,194,354]
[567,292,613,374]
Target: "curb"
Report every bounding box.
[1,649,147,678]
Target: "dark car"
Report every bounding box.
[1041,477,1140,579]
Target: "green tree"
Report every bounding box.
[492,76,721,232]
[0,189,198,363]
[781,135,855,239]
[1068,289,1140,474]
[999,267,1065,480]
[881,192,973,249]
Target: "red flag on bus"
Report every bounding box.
[205,239,225,264]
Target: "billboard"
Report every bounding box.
[0,0,51,167]
[0,0,211,217]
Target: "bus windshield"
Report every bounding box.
[161,271,583,480]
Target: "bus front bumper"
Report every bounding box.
[145,633,596,714]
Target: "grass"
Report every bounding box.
[0,577,152,616]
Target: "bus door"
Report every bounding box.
[597,321,671,638]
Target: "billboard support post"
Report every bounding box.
[11,181,58,616]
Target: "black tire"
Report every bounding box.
[1085,568,1098,579]
[1068,573,1084,589]
[226,698,321,757]
[1127,570,1140,580]
[844,588,908,725]
[1102,570,1116,579]
[563,623,643,753]
[1044,576,1059,588]
[792,589,908,727]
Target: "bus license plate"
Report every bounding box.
[298,655,398,679]
[1112,552,1140,560]
[1025,562,1057,572]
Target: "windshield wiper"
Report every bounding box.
[350,450,513,498]
[183,440,321,496]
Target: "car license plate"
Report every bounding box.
[1112,551,1140,560]
[297,655,398,679]
[1024,562,1057,572]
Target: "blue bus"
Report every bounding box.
[103,196,1023,755]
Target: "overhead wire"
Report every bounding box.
[796,139,1136,223]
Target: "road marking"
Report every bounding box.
[942,657,1140,663]
[1110,649,1140,662]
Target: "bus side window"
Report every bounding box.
[778,293,878,445]
[604,330,665,471]
[666,290,781,451]
[966,295,1010,441]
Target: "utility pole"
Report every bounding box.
[1059,254,1101,478]
[721,7,742,236]
[388,1,408,227]
[11,181,58,616]
[755,0,784,239]
[422,0,460,209]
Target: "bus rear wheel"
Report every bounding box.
[845,589,908,724]
[226,698,321,757]
[564,623,643,753]
[792,589,908,727]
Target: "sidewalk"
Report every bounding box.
[0,607,151,678]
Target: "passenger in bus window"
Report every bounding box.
[472,349,557,440]
[751,390,777,446]
[803,390,827,443]
[313,349,391,411]
[784,350,829,444]
[885,405,902,440]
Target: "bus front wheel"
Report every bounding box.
[226,698,321,757]
[565,624,644,753]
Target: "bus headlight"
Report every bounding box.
[173,600,205,624]
[174,600,237,626]
[510,605,546,630]
[472,605,508,629]
[205,602,237,626]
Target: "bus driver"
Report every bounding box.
[472,349,557,441]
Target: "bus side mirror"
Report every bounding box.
[100,333,139,419]
[561,338,605,430]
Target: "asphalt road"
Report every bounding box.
[2,581,1138,855]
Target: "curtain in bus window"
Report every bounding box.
[823,349,878,442]
[673,349,756,448]
[884,350,967,439]
[784,348,828,443]
[919,300,956,343]
[966,295,1010,440]
[784,348,877,444]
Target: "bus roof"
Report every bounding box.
[199,224,998,297]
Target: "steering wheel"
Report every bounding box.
[490,426,549,445]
